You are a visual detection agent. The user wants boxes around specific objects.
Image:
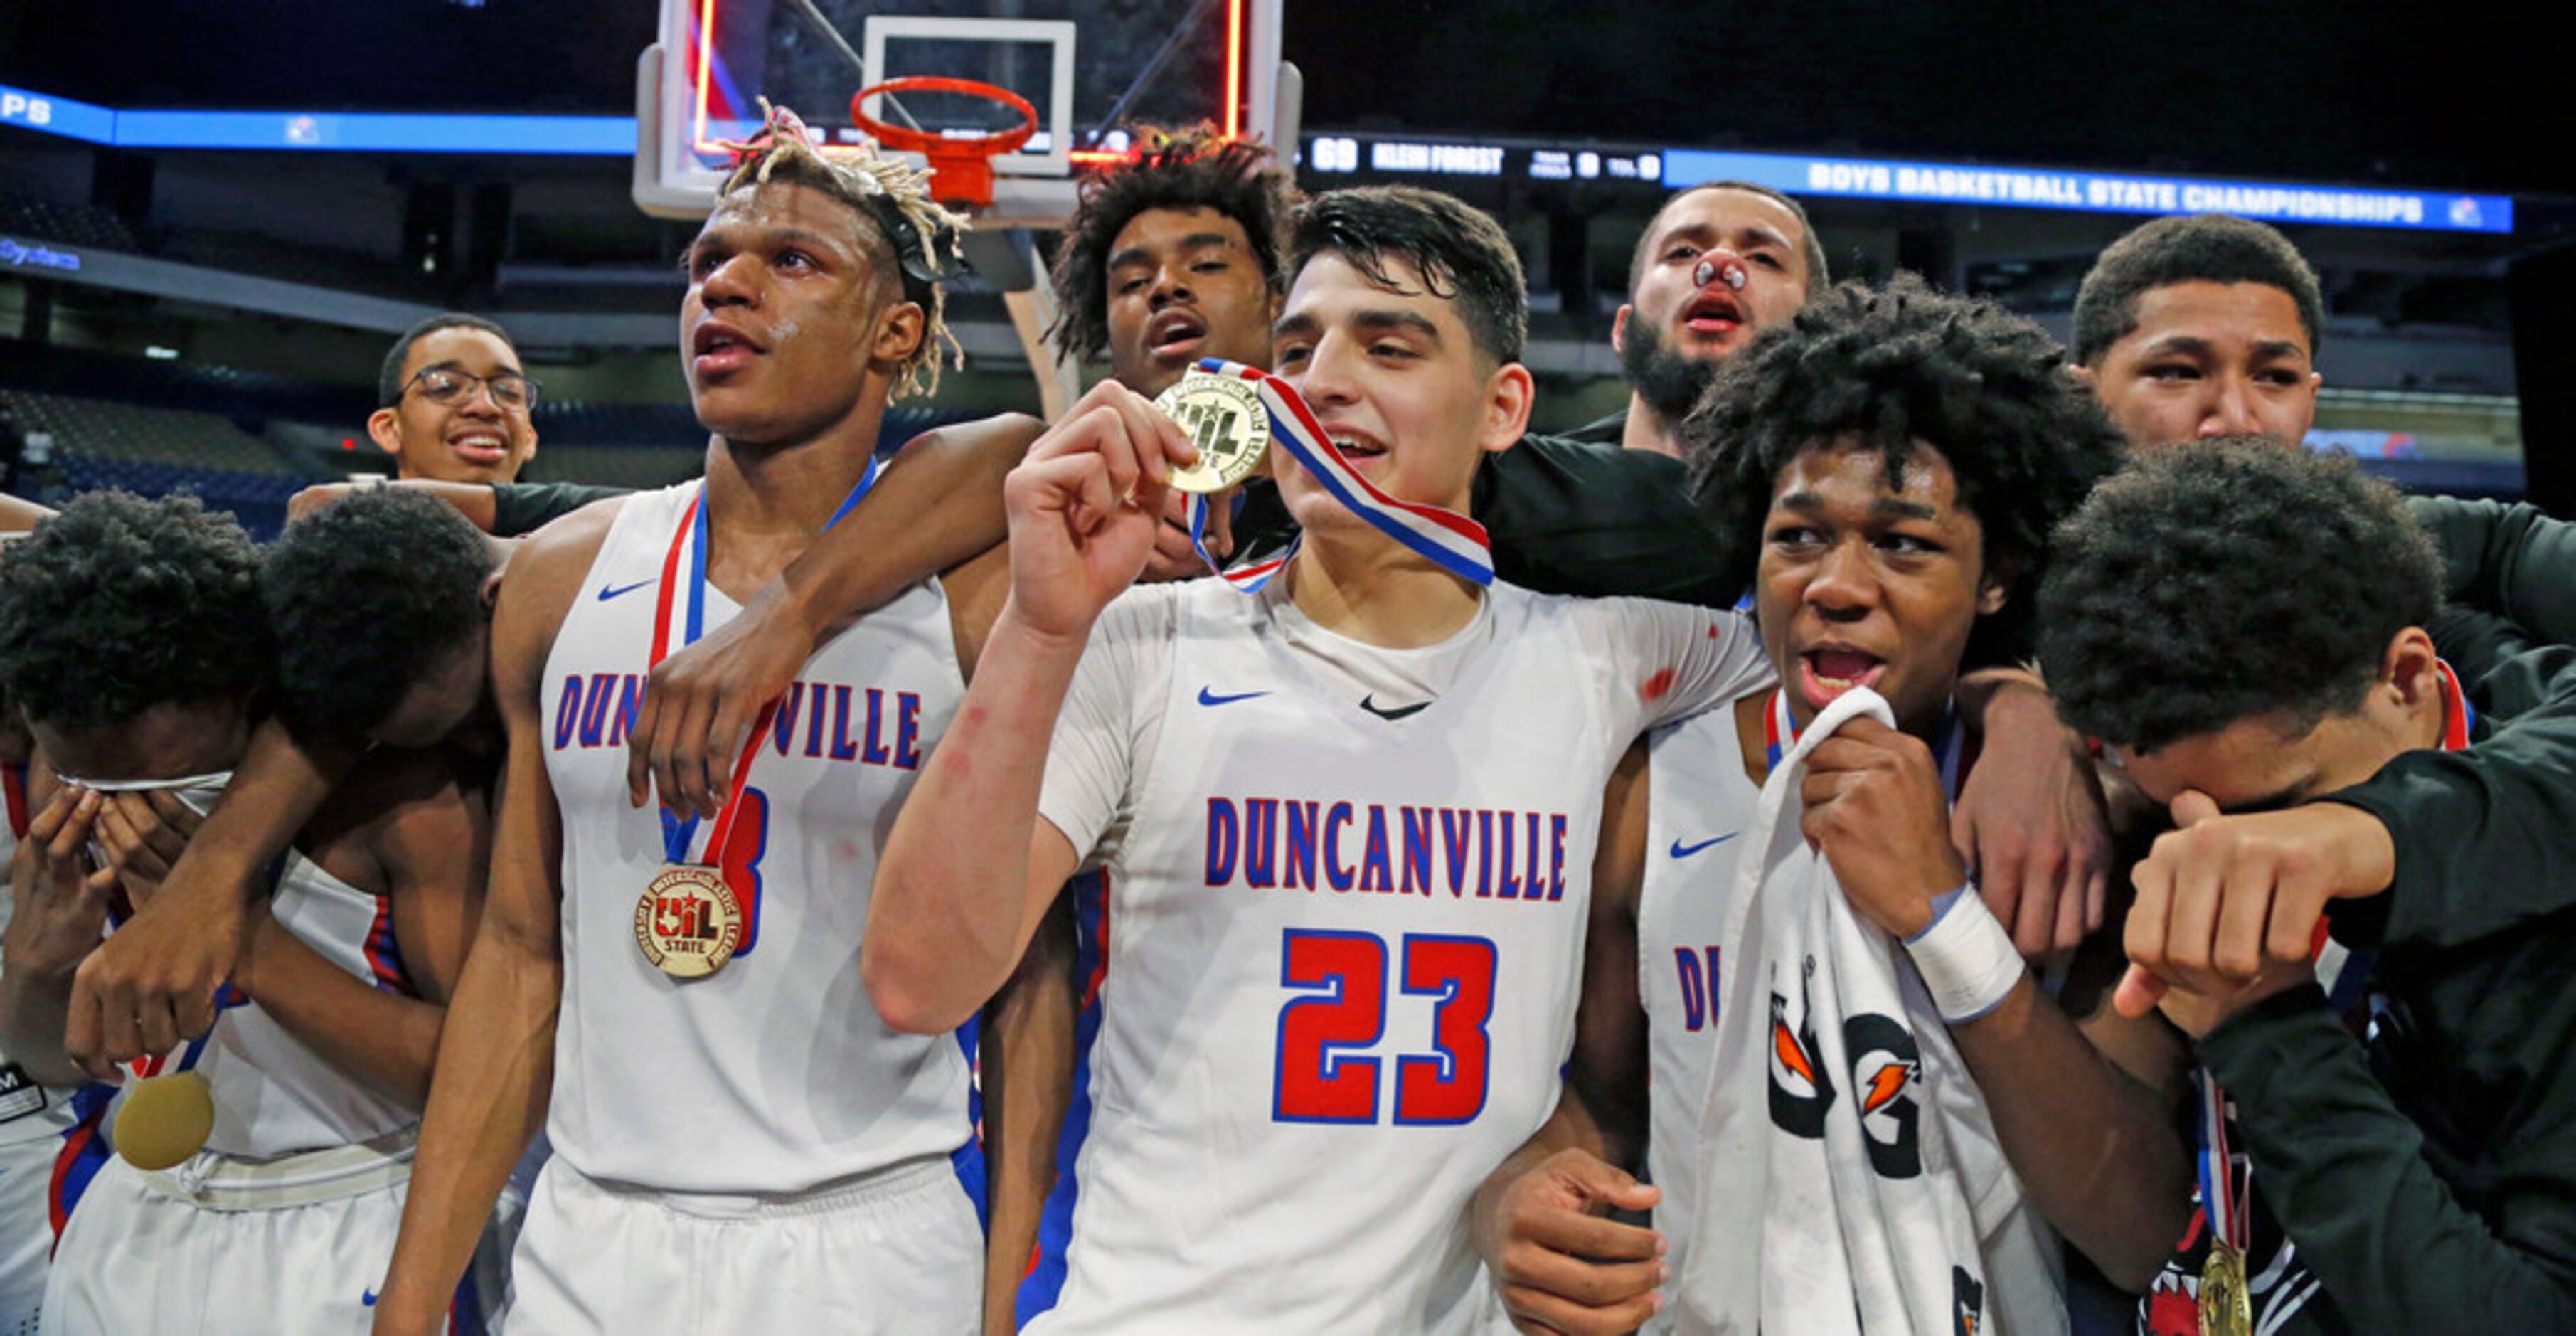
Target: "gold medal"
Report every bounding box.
[2199,1238,2252,1336]
[633,864,744,980]
[1155,369,1270,494]
[115,1069,215,1171]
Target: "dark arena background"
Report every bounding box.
[3,0,2570,531]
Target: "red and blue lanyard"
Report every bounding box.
[650,462,879,866]
[1762,687,1967,797]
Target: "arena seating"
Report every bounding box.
[1,342,987,536]
[0,191,436,302]
[1,386,313,535]
[0,193,143,253]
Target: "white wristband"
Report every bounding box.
[1903,889,2025,1023]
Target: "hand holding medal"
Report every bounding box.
[112,987,240,1171]
[1169,359,1495,591]
[1154,367,1272,495]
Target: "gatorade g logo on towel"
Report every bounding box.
[1767,957,1833,1138]
[1767,955,1927,1179]
[1846,1012,1924,1180]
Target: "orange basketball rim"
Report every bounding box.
[850,76,1040,209]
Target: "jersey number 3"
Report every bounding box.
[1273,929,1496,1125]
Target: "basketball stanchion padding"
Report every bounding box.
[849,76,1038,209]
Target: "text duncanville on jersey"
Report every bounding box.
[553,672,930,769]
[1203,795,1575,901]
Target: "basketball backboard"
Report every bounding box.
[635,0,1290,230]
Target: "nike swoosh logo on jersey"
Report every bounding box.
[1669,832,1740,859]
[1358,694,1430,721]
[1197,686,1270,707]
[597,578,656,601]
[362,1290,378,1308]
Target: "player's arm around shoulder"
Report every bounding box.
[925,414,1045,676]
[371,499,609,1336]
[628,418,1040,817]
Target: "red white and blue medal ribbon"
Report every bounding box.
[650,461,880,864]
[1179,358,1493,593]
[2195,1071,2247,1260]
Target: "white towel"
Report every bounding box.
[1673,688,2050,1336]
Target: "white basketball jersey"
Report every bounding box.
[540,482,971,1194]
[1635,704,1761,1307]
[108,848,422,1159]
[1029,580,1768,1335]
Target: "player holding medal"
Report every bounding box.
[866,185,1776,1331]
[371,110,1008,1335]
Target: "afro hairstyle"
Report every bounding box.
[1045,126,1298,364]
[2036,438,2442,753]
[0,491,270,731]
[264,486,498,740]
[1683,272,2127,668]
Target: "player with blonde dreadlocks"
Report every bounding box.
[368,104,1016,1336]
[713,100,969,401]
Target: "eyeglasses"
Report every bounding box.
[405,366,541,412]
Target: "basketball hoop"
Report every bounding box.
[850,76,1038,210]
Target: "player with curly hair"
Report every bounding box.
[1470,277,2182,1335]
[2043,444,2432,756]
[265,487,505,748]
[0,490,273,1332]
[367,105,1013,1336]
[1047,125,1297,395]
[0,492,488,1335]
[0,492,270,733]
[2039,440,2576,1332]
[1691,272,2125,670]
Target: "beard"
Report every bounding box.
[1619,319,1719,423]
